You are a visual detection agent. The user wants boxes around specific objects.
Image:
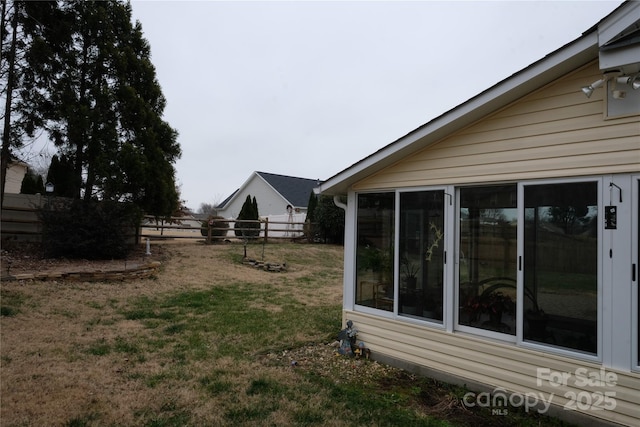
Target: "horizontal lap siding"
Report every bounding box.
[346,311,640,426]
[354,63,640,191]
[346,62,640,425]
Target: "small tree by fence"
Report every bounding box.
[234,195,260,238]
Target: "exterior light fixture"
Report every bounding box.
[581,79,605,98]
[45,182,54,193]
[580,70,640,98]
[617,75,640,90]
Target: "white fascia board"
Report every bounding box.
[597,2,640,73]
[317,32,599,196]
[224,172,259,207]
[597,1,640,48]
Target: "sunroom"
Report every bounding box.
[317,2,639,425]
[353,180,613,355]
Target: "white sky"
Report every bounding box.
[127,0,623,211]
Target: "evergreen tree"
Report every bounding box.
[234,195,260,238]
[305,190,318,223]
[303,190,319,242]
[315,195,345,244]
[252,196,259,218]
[16,1,180,217]
[20,169,44,194]
[46,154,75,198]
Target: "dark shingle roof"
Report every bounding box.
[215,172,322,210]
[215,188,239,209]
[257,172,321,207]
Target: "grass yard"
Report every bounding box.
[1,241,574,426]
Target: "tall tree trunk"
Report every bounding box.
[75,29,90,200]
[1,1,18,207]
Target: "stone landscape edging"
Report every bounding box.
[2,261,161,282]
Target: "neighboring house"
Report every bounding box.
[216,171,320,218]
[4,160,28,194]
[216,171,321,237]
[317,3,639,426]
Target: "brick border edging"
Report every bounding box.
[1,261,161,282]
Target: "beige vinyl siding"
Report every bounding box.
[346,310,640,426]
[354,62,640,191]
[345,60,640,425]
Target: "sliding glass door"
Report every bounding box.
[457,185,518,335]
[399,190,445,322]
[523,181,598,354]
[635,177,639,369]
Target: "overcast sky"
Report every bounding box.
[128,0,623,212]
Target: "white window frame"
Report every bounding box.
[396,186,451,329]
[351,190,396,318]
[351,187,454,328]
[632,175,640,372]
[517,177,603,363]
[453,183,518,343]
[348,175,639,367]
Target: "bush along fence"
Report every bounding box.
[140,216,318,244]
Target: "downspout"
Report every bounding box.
[332,193,350,312]
[333,195,347,211]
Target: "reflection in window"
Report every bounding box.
[524,182,598,354]
[399,191,445,322]
[355,193,395,310]
[458,185,517,335]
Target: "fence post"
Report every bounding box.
[207,220,212,244]
[263,217,269,244]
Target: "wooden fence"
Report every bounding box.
[0,195,313,244]
[1,194,46,242]
[140,216,312,244]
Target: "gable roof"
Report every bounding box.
[216,189,239,209]
[216,172,321,209]
[317,1,637,196]
[256,172,321,208]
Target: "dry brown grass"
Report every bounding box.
[1,241,572,427]
[1,241,346,426]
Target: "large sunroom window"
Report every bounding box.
[523,181,598,354]
[355,193,395,310]
[399,190,445,321]
[458,185,518,335]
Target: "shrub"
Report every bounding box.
[200,215,230,238]
[234,195,260,238]
[39,199,142,259]
[314,195,345,244]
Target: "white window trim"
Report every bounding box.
[631,175,639,372]
[351,190,396,316]
[453,184,518,343]
[351,187,452,330]
[347,174,638,367]
[395,187,451,329]
[516,177,603,363]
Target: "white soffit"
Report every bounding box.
[598,2,640,74]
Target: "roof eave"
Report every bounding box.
[317,31,599,196]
